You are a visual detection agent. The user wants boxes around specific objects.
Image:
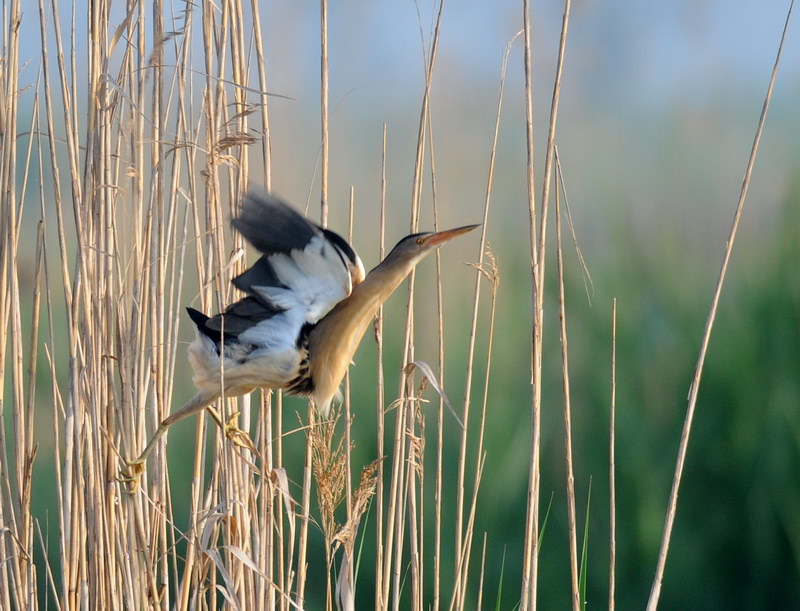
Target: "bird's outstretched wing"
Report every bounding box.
[202,190,365,354]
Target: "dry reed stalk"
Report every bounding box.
[520,0,572,608]
[221,2,257,602]
[36,2,82,607]
[374,122,388,611]
[555,154,580,611]
[450,31,515,609]
[477,533,488,610]
[0,4,31,603]
[320,0,329,227]
[449,252,499,611]
[429,106,446,609]
[381,2,446,608]
[249,0,272,190]
[411,4,445,609]
[28,1,290,608]
[406,378,425,610]
[1,2,511,609]
[345,188,356,518]
[383,390,410,609]
[519,0,541,603]
[172,9,210,608]
[341,187,356,600]
[297,1,334,603]
[294,235,312,594]
[645,2,794,608]
[413,94,444,611]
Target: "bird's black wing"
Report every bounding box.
[231,190,318,256]
[199,296,283,340]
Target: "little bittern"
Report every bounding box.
[123,190,477,482]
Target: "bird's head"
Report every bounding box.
[384,224,480,269]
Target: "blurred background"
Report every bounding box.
[13,0,800,608]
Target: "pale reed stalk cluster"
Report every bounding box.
[0,1,501,609]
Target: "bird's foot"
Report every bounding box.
[118,458,146,493]
[223,411,259,455]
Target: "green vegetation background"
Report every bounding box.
[21,180,800,609]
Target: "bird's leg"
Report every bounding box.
[120,390,218,491]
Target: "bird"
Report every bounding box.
[122,189,477,484]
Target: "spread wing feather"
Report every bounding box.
[196,190,364,358]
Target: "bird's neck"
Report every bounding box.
[323,256,414,334]
[358,256,416,306]
[307,256,416,410]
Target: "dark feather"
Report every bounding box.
[230,190,359,310]
[232,191,318,255]
[231,257,284,298]
[204,296,282,336]
[320,227,360,269]
[190,190,361,359]
[186,307,225,344]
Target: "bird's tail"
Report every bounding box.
[186,306,210,328]
[186,306,225,346]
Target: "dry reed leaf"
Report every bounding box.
[405,360,463,428]
[225,514,241,546]
[270,467,297,535]
[224,544,264,576]
[0,527,30,561]
[223,544,304,610]
[204,549,242,610]
[198,500,245,551]
[335,545,355,611]
[198,509,225,554]
[554,148,593,304]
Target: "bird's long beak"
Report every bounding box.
[424,224,480,247]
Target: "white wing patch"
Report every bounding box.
[238,235,355,351]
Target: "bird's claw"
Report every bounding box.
[118,459,146,493]
[224,411,258,454]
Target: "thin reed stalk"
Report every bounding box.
[555,155,580,611]
[519,0,540,602]
[381,3,446,609]
[320,0,329,227]
[374,122,388,611]
[609,299,617,611]
[428,106,446,611]
[448,251,499,611]
[451,30,515,610]
[520,0,573,608]
[645,2,794,608]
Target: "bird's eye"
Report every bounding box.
[416,237,425,245]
